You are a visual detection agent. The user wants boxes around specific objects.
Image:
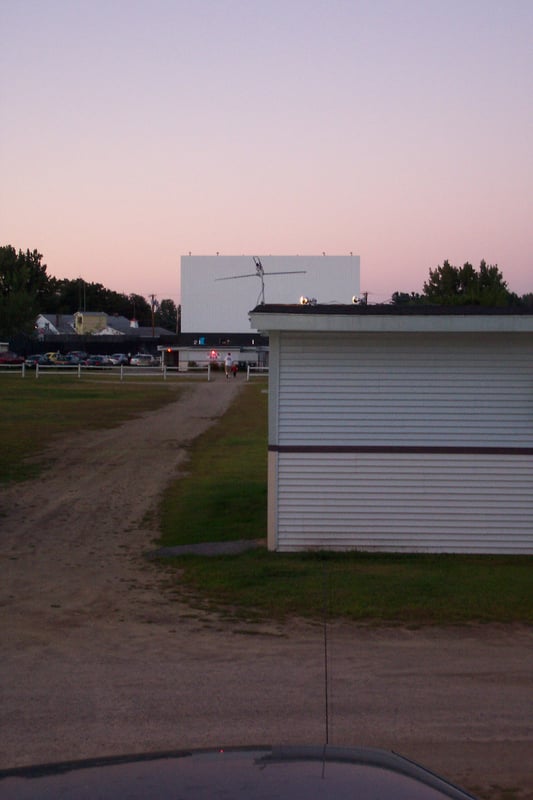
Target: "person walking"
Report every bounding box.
[224,352,233,379]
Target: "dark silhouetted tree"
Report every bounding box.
[423,260,512,305]
[391,291,424,305]
[0,246,53,336]
[392,260,523,307]
[155,298,178,331]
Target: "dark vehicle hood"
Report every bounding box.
[0,745,477,799]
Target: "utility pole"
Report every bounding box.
[149,294,157,338]
[78,278,86,311]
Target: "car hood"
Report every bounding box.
[0,745,477,799]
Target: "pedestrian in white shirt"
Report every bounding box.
[224,352,233,379]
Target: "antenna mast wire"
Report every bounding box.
[321,563,330,779]
[214,257,306,305]
[323,563,330,746]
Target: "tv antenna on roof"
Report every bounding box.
[215,256,306,306]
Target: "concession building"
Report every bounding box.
[248,304,533,554]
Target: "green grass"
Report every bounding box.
[157,383,533,625]
[0,376,185,484]
[158,382,268,545]
[163,547,533,626]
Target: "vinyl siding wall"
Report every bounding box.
[270,332,533,553]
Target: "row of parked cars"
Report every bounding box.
[0,351,25,365]
[15,352,160,368]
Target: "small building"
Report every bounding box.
[161,332,269,371]
[30,313,176,356]
[35,313,76,336]
[74,311,108,335]
[248,304,533,554]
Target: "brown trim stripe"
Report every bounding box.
[269,445,533,455]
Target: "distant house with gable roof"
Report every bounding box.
[29,313,176,357]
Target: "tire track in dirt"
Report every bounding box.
[0,378,244,626]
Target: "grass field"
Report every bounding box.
[158,383,533,625]
[0,375,184,484]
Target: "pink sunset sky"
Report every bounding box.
[1,0,531,305]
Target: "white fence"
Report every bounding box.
[161,364,213,381]
[0,363,211,381]
[0,364,25,374]
[246,364,269,381]
[1,362,269,381]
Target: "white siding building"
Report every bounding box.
[249,305,533,554]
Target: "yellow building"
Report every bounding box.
[74,312,107,335]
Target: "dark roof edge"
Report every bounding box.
[250,303,533,316]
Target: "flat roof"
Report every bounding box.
[249,304,533,334]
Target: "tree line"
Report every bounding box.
[0,245,179,339]
[391,259,532,308]
[1,245,531,340]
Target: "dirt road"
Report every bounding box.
[1,377,532,799]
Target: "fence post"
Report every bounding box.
[207,363,211,382]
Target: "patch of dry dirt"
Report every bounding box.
[1,376,532,799]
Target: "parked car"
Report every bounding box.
[43,351,60,362]
[54,354,79,365]
[24,354,52,368]
[109,353,129,366]
[0,351,24,364]
[85,355,111,367]
[130,353,158,366]
[67,350,88,361]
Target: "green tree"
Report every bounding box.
[0,244,181,336]
[155,298,178,331]
[44,279,153,324]
[0,246,52,337]
[128,293,151,326]
[422,259,513,306]
[390,291,424,305]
